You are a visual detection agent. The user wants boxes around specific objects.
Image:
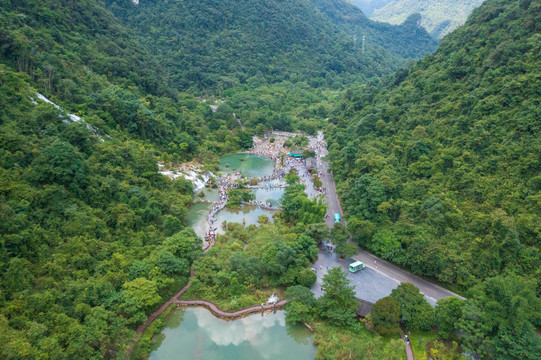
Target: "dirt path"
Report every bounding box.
[127,236,285,356]
[128,260,201,355]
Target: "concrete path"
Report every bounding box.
[401,334,415,360]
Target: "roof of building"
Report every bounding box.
[356,298,374,318]
[289,150,303,155]
[306,157,316,169]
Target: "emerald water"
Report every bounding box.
[186,202,213,239]
[250,187,284,204]
[219,154,275,177]
[214,206,276,231]
[186,188,280,239]
[168,155,314,360]
[149,308,316,360]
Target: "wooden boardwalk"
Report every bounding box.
[174,299,287,319]
[126,239,287,355]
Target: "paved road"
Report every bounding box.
[352,250,465,304]
[312,247,464,306]
[311,248,401,303]
[309,131,342,227]
[311,131,465,306]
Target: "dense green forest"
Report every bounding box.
[0,0,258,157]
[327,0,541,357]
[105,0,436,93]
[1,0,540,358]
[0,0,268,356]
[102,0,437,134]
[0,64,203,357]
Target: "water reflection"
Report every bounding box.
[186,184,283,240]
[149,308,315,360]
[185,202,213,239]
[219,154,275,177]
[214,206,276,234]
[250,187,284,204]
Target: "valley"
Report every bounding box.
[0,0,539,359]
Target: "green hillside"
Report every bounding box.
[327,0,540,357]
[105,0,437,92]
[0,0,436,357]
[0,0,539,358]
[371,0,485,39]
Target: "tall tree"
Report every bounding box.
[317,267,358,326]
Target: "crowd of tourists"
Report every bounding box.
[204,131,330,246]
[206,175,237,245]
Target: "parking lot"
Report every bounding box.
[310,245,400,303]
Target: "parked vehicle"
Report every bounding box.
[349,261,366,273]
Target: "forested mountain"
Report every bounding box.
[0,0,256,357]
[0,0,432,357]
[371,0,485,39]
[0,0,437,139]
[327,0,540,357]
[105,0,437,92]
[1,0,539,358]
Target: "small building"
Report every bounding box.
[288,150,304,157]
[306,157,316,171]
[355,298,374,318]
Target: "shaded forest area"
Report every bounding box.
[327,0,541,357]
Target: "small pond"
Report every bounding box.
[149,308,316,360]
[219,154,275,178]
